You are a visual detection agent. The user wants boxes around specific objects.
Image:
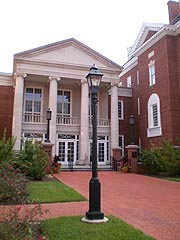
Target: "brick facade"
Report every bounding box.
[0,86,14,138]
[120,1,180,149]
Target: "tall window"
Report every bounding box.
[57,90,71,116]
[119,135,124,156]
[147,93,162,137]
[148,60,156,86]
[127,76,132,87]
[25,88,42,115]
[152,104,158,127]
[118,100,124,120]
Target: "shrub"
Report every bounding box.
[141,140,180,177]
[0,129,16,163]
[18,140,49,180]
[160,140,180,176]
[141,147,161,175]
[0,164,28,204]
[0,205,45,240]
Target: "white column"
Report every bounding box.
[111,80,119,150]
[48,77,60,156]
[12,73,27,151]
[79,78,89,165]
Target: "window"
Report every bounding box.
[147,93,162,137]
[148,60,156,86]
[127,76,131,87]
[137,70,139,85]
[152,104,158,127]
[24,88,42,115]
[119,135,124,156]
[137,97,140,115]
[57,90,71,116]
[118,100,124,119]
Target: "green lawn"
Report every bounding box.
[166,177,180,182]
[27,179,87,203]
[41,215,154,240]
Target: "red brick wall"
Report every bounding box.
[0,86,14,138]
[120,34,180,149]
[167,1,180,23]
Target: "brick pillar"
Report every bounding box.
[126,145,139,173]
[42,142,54,173]
[112,147,121,170]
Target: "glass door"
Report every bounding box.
[58,141,75,164]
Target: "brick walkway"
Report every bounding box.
[1,172,180,240]
[52,171,180,240]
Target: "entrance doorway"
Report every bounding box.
[57,134,79,165]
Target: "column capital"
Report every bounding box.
[81,78,87,84]
[49,76,61,82]
[111,79,119,87]
[14,73,27,79]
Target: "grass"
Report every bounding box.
[41,215,154,240]
[166,177,180,182]
[27,179,87,203]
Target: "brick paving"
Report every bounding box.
[53,171,180,240]
[1,172,180,240]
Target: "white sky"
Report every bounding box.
[0,0,169,73]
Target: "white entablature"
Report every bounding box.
[14,38,122,82]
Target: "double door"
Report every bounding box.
[58,141,75,164]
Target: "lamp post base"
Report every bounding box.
[81,216,108,224]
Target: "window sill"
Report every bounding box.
[147,126,162,138]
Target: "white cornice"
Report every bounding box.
[132,23,180,58]
[122,22,180,73]
[119,57,138,77]
[0,73,13,86]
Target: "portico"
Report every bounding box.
[12,38,122,165]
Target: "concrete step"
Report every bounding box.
[61,164,113,172]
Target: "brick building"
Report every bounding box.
[119,0,180,149]
[0,0,180,164]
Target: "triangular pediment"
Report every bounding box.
[129,23,164,56]
[14,38,121,71]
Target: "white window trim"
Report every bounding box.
[127,76,132,88]
[148,60,156,86]
[137,70,139,85]
[24,87,43,115]
[138,97,140,115]
[57,89,72,117]
[147,93,162,138]
[118,100,124,120]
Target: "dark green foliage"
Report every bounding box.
[18,140,49,180]
[141,140,180,177]
[0,129,16,162]
[0,164,28,204]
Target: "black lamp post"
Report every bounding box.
[85,64,104,221]
[45,108,52,143]
[129,115,135,145]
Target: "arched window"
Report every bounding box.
[147,93,162,137]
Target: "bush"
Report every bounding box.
[160,140,180,176]
[0,205,45,240]
[141,146,161,175]
[141,140,180,177]
[18,140,49,180]
[0,164,28,204]
[0,129,16,163]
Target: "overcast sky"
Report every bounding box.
[0,0,169,73]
